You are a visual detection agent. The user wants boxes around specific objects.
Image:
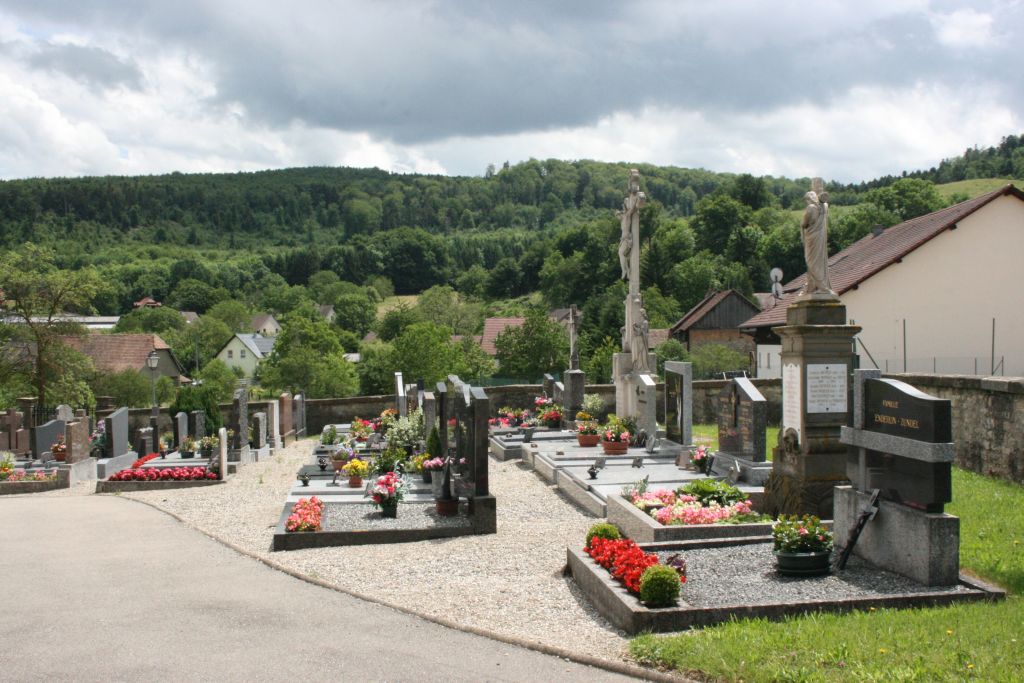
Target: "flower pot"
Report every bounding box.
[180,451,194,459]
[52,449,66,462]
[331,457,349,472]
[347,475,363,488]
[521,427,535,443]
[421,470,432,484]
[577,433,600,447]
[436,498,458,516]
[774,550,831,576]
[601,440,628,455]
[380,500,398,518]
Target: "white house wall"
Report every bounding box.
[841,194,1024,376]
[217,337,261,378]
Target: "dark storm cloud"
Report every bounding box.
[3,0,1020,143]
[27,42,143,90]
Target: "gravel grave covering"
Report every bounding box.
[321,502,473,531]
[118,438,632,661]
[661,544,971,608]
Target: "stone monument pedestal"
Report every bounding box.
[764,297,860,516]
[834,486,959,586]
[613,352,658,437]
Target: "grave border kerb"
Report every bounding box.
[568,539,1005,635]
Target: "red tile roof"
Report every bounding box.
[742,184,1024,329]
[61,333,181,375]
[479,317,525,355]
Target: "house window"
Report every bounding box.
[228,350,233,359]
[240,349,247,359]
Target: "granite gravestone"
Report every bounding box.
[105,408,131,458]
[853,377,953,512]
[435,381,449,453]
[292,394,306,438]
[55,405,74,423]
[189,410,206,440]
[266,400,280,449]
[134,428,154,457]
[252,412,267,449]
[279,393,293,442]
[835,370,959,585]
[31,419,65,460]
[231,388,249,451]
[65,419,91,464]
[716,378,767,462]
[173,412,189,450]
[663,361,693,447]
[421,391,437,437]
[395,372,407,417]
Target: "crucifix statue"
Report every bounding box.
[616,169,646,289]
[568,304,581,371]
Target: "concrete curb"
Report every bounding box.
[114,493,694,683]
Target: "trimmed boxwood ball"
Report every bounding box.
[639,565,681,607]
[585,522,621,547]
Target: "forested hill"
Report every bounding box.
[0,136,1020,320]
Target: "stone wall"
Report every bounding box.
[888,373,1024,484]
[303,379,784,432]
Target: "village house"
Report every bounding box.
[215,333,276,378]
[742,184,1024,378]
[669,290,761,355]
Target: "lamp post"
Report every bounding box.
[147,350,159,412]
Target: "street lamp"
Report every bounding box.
[147,350,159,410]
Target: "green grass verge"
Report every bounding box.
[629,468,1024,682]
[935,178,1018,200]
[692,423,778,461]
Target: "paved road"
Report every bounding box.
[0,494,641,682]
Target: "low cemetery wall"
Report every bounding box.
[305,380,783,433]
[890,373,1024,484]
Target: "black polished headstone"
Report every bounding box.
[864,379,951,443]
[105,408,130,458]
[189,410,206,440]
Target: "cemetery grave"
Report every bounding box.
[272,376,496,551]
[0,405,97,494]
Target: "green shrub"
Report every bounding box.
[639,565,681,606]
[678,479,747,507]
[373,445,408,475]
[170,384,223,432]
[585,522,621,547]
[426,426,442,458]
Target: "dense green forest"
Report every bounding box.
[1,134,1021,405]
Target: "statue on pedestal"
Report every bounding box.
[616,169,645,282]
[799,177,835,297]
[630,306,651,372]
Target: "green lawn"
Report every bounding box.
[629,468,1024,682]
[935,178,1018,201]
[692,423,779,461]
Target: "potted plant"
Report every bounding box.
[373,445,407,476]
[349,418,374,442]
[520,417,537,443]
[199,435,219,458]
[423,456,446,497]
[330,445,354,472]
[601,419,631,455]
[50,436,67,462]
[576,421,600,447]
[180,436,197,459]
[342,458,369,488]
[368,471,405,517]
[690,445,710,474]
[321,425,339,446]
[772,515,834,576]
[538,403,564,429]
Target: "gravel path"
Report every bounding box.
[119,438,632,662]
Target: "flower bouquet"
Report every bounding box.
[368,471,406,518]
[349,418,375,441]
[690,445,710,474]
[601,418,631,453]
[538,404,564,428]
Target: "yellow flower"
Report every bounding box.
[967,664,974,670]
[879,648,887,654]
[947,629,954,636]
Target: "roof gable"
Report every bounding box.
[743,184,1024,329]
[62,333,183,375]
[670,290,760,334]
[479,317,525,355]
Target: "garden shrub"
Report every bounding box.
[639,565,682,606]
[585,522,621,547]
[677,479,747,507]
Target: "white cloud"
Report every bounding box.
[930,8,996,48]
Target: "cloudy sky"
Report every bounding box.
[0,1,1021,182]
